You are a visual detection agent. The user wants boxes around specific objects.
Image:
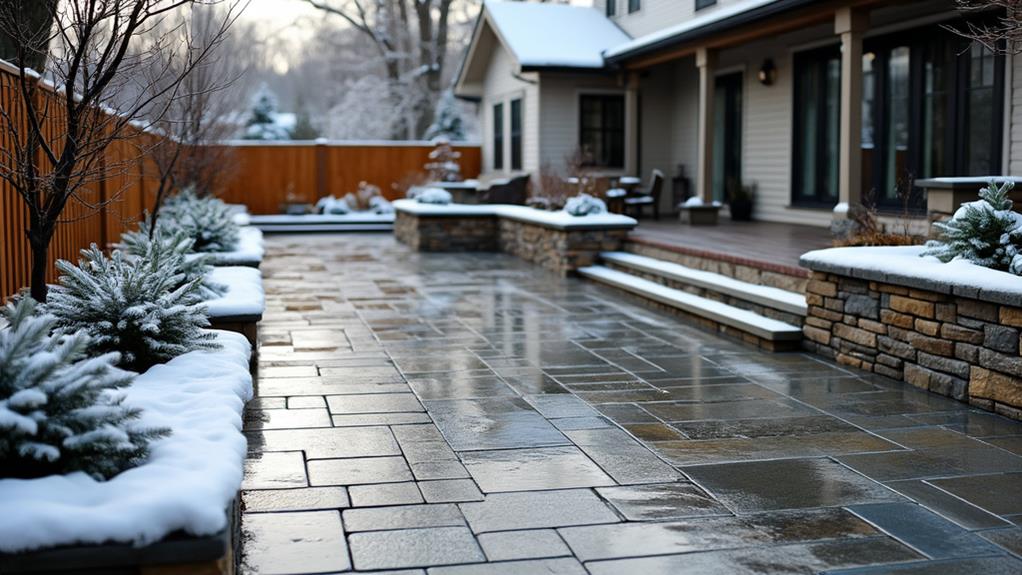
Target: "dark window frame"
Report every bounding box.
[628,0,640,14]
[510,98,522,171]
[579,94,626,169]
[493,102,504,171]
[791,44,842,208]
[606,0,615,17]
[695,0,716,10]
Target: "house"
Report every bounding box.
[454,0,1018,229]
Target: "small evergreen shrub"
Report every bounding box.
[120,219,227,299]
[923,182,1022,274]
[159,189,240,253]
[413,187,453,205]
[564,193,608,216]
[46,244,219,373]
[0,298,169,480]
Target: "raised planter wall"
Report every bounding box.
[393,201,636,275]
[802,248,1022,419]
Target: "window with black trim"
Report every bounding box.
[695,0,716,10]
[628,0,639,14]
[792,45,841,207]
[510,99,522,170]
[579,94,625,169]
[493,102,504,170]
[606,0,615,17]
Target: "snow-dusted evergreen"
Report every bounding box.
[369,195,394,214]
[424,138,462,182]
[46,244,219,373]
[413,187,453,205]
[0,298,167,480]
[923,182,1022,275]
[564,193,608,216]
[424,90,467,141]
[159,189,240,253]
[243,84,293,141]
[119,220,227,299]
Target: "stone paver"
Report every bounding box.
[240,235,1022,573]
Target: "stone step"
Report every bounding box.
[577,265,803,344]
[600,251,807,317]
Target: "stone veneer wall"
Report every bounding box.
[394,210,632,276]
[803,271,1022,419]
[394,211,498,252]
[498,218,631,275]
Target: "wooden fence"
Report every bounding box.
[217,142,482,214]
[0,60,482,297]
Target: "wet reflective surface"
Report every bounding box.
[240,235,1022,574]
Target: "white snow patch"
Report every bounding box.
[249,213,396,225]
[0,331,253,554]
[188,227,265,267]
[393,199,637,229]
[680,197,721,208]
[800,245,1022,299]
[485,1,631,68]
[205,267,265,319]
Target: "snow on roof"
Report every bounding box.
[604,0,785,60]
[484,1,630,69]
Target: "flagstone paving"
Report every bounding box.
[240,234,1022,574]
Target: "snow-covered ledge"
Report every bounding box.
[393,200,637,275]
[187,227,265,268]
[0,331,252,571]
[205,267,265,348]
[800,246,1022,420]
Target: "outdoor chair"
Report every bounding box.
[481,174,530,205]
[624,169,664,220]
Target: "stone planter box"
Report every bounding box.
[678,205,721,226]
[801,246,1022,419]
[393,200,637,275]
[0,501,240,575]
[205,267,265,350]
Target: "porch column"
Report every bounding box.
[696,47,716,203]
[624,72,640,176]
[834,7,867,226]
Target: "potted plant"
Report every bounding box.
[726,178,755,221]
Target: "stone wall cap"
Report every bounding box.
[800,245,1022,306]
[914,176,1022,190]
[393,199,637,230]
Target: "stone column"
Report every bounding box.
[696,47,716,203]
[624,72,640,176]
[833,7,868,233]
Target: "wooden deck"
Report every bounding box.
[627,219,834,276]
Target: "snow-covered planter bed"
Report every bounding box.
[187,226,265,268]
[0,331,253,573]
[248,212,395,233]
[393,199,637,275]
[205,267,265,348]
[800,245,1022,419]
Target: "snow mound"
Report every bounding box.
[0,331,253,553]
[414,187,453,205]
[564,193,608,216]
[205,267,265,319]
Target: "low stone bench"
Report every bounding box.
[393,200,637,275]
[801,246,1022,420]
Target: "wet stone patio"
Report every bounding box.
[240,234,1022,574]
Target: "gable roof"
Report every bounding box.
[484,1,631,70]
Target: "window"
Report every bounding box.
[493,103,504,170]
[510,99,522,170]
[792,45,841,206]
[861,28,1004,209]
[606,0,615,17]
[628,0,639,14]
[695,0,716,10]
[579,94,625,168]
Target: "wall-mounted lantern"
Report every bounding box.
[758,59,776,86]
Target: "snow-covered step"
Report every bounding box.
[578,265,802,343]
[599,251,807,317]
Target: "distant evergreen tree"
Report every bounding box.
[424,90,466,141]
[0,298,169,480]
[244,84,292,141]
[923,182,1022,274]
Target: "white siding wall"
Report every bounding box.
[639,63,681,213]
[480,43,539,178]
[538,74,627,173]
[1009,52,1022,175]
[598,0,752,40]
